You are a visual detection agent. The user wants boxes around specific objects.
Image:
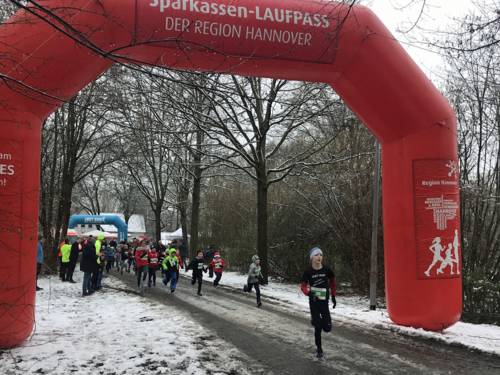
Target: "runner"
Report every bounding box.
[300,247,336,359]
[161,248,179,293]
[208,251,225,287]
[148,245,160,287]
[186,250,207,296]
[134,240,149,294]
[243,255,263,308]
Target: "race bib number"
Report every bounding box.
[311,287,327,300]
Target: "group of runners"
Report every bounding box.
[71,235,225,297]
[59,235,337,359]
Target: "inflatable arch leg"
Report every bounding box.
[0,110,42,348]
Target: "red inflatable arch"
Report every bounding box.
[0,0,461,347]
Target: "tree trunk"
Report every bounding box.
[154,205,162,242]
[189,176,201,258]
[40,119,61,271]
[180,205,188,250]
[256,165,269,283]
[189,129,203,258]
[55,177,74,242]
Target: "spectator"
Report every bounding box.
[36,235,44,291]
[80,237,97,296]
[60,238,71,281]
[66,238,81,283]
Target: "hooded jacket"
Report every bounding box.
[161,248,179,272]
[247,255,262,284]
[95,234,104,264]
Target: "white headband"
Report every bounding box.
[309,247,323,259]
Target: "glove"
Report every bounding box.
[331,295,337,309]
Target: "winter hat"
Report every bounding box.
[214,252,220,258]
[251,255,260,262]
[309,247,323,259]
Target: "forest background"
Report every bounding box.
[1,0,498,325]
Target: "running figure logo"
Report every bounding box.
[424,230,460,277]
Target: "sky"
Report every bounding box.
[365,0,478,79]
[1,270,498,375]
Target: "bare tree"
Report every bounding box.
[158,72,222,256]
[0,0,17,22]
[185,77,340,281]
[111,70,178,241]
[441,2,500,322]
[39,82,117,265]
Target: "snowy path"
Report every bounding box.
[116,271,500,375]
[0,275,267,375]
[1,271,499,375]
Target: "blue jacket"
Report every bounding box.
[37,241,44,264]
[104,246,115,260]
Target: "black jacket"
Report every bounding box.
[80,242,97,273]
[69,242,80,264]
[187,258,206,277]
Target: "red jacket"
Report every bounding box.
[135,247,149,267]
[209,258,225,274]
[148,249,159,269]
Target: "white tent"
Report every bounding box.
[82,229,117,238]
[160,228,187,242]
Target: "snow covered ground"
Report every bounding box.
[1,269,498,375]
[0,275,266,375]
[216,270,500,356]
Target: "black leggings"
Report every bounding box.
[66,262,76,281]
[191,274,203,294]
[60,262,69,281]
[137,266,147,287]
[36,263,42,286]
[105,260,113,273]
[309,299,332,351]
[148,268,157,285]
[213,273,222,286]
[245,282,261,304]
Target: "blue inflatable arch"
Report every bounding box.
[68,215,128,242]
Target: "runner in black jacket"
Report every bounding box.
[300,247,337,359]
[186,250,207,296]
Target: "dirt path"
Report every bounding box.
[111,272,500,375]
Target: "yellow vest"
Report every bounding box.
[61,244,71,263]
[95,239,102,264]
